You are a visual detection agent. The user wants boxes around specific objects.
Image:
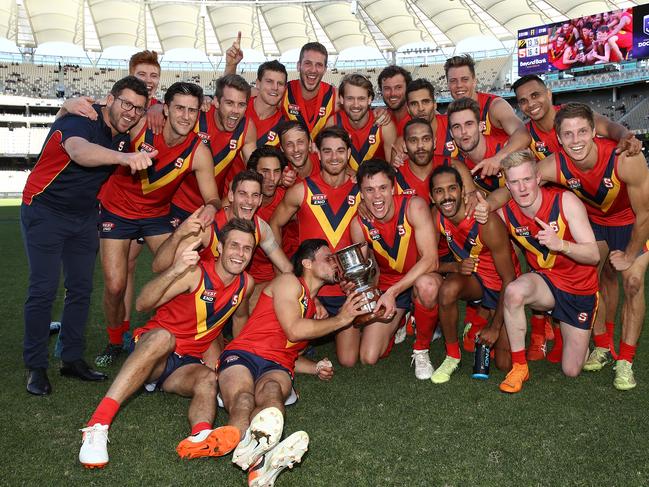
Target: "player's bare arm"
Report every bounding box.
[274,274,365,342]
[593,112,642,156]
[241,121,258,162]
[192,142,222,222]
[613,152,649,267]
[258,219,293,273]
[151,207,212,272]
[269,183,304,243]
[136,239,202,312]
[231,277,255,337]
[381,120,398,158]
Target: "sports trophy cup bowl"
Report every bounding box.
[334,243,386,327]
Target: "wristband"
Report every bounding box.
[561,240,571,254]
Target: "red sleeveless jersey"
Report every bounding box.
[435,114,460,158]
[225,277,315,374]
[199,208,262,260]
[502,186,598,295]
[476,92,508,139]
[246,97,285,148]
[359,195,419,290]
[555,137,635,226]
[333,110,385,171]
[528,106,562,160]
[135,258,250,357]
[391,111,411,138]
[172,106,248,212]
[298,174,359,297]
[457,132,508,194]
[282,79,335,141]
[437,212,519,289]
[99,126,201,218]
[248,187,296,282]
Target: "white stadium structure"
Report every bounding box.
[0,0,648,196]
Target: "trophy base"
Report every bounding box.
[353,310,389,328]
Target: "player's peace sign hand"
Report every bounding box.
[534,217,562,251]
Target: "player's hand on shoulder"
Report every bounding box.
[615,133,642,157]
[64,96,98,119]
[390,138,407,168]
[146,103,165,135]
[372,107,391,127]
[315,358,334,381]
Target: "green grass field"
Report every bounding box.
[1,205,648,486]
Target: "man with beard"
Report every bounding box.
[278,120,320,179]
[78,219,256,468]
[377,65,413,137]
[350,159,441,368]
[447,97,510,195]
[21,76,152,395]
[270,127,362,365]
[325,74,396,171]
[171,74,257,222]
[485,151,600,393]
[96,82,221,367]
[444,54,531,178]
[430,165,518,383]
[217,239,366,486]
[281,42,336,141]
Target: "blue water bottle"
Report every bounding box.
[472,337,490,379]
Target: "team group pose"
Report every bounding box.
[18,36,646,487]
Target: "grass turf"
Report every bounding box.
[1,204,648,486]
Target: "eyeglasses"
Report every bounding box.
[116,97,147,116]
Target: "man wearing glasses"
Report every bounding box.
[21,76,154,395]
[95,82,221,368]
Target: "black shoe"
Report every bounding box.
[95,343,123,368]
[27,368,52,396]
[60,359,108,381]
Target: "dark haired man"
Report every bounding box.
[350,159,441,375]
[247,60,288,148]
[78,219,256,468]
[377,65,413,137]
[21,76,153,396]
[217,239,366,486]
[324,73,396,171]
[96,82,221,367]
[443,54,531,177]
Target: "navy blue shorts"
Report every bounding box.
[536,272,598,330]
[591,222,632,252]
[218,349,292,380]
[127,334,203,390]
[169,203,193,228]
[319,288,412,316]
[99,206,174,240]
[474,274,500,310]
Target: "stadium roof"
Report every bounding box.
[0,0,645,57]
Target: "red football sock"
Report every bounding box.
[413,302,438,351]
[618,341,637,363]
[191,422,212,436]
[445,341,461,360]
[88,397,120,427]
[464,304,479,325]
[121,320,131,333]
[606,321,618,359]
[530,315,546,337]
[547,326,563,363]
[593,332,609,349]
[511,349,527,365]
[107,325,124,345]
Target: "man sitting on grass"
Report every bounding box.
[78,219,255,468]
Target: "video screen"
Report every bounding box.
[518,8,634,76]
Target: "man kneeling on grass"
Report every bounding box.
[78,219,255,468]
[216,239,367,487]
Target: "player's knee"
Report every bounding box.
[103,276,127,298]
[194,368,217,394]
[337,354,357,368]
[359,350,379,366]
[141,328,175,355]
[438,282,461,307]
[503,282,526,309]
[562,362,581,378]
[259,379,283,398]
[414,276,440,307]
[622,273,643,298]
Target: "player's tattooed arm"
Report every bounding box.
[259,219,293,273]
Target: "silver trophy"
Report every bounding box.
[334,243,385,327]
